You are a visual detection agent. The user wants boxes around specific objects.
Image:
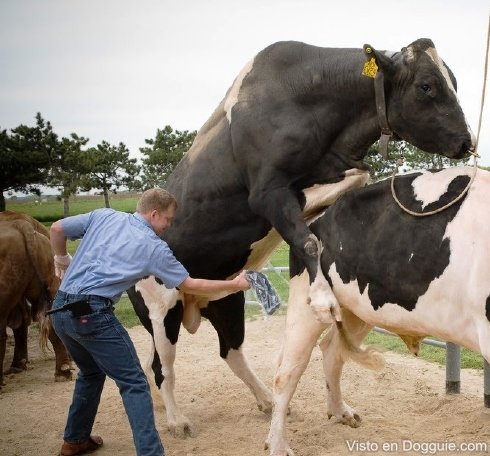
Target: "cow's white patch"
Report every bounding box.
[411,166,474,209]
[327,169,490,352]
[224,58,254,123]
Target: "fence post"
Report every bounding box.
[484,360,490,408]
[445,342,460,394]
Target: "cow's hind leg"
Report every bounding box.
[202,292,273,414]
[266,272,327,456]
[48,325,73,381]
[7,322,28,374]
[319,308,375,427]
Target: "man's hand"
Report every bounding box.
[232,270,251,291]
[54,254,72,280]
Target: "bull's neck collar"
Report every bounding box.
[373,70,393,160]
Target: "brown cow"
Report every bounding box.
[0,211,72,387]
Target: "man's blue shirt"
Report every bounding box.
[59,208,189,301]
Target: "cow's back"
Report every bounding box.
[305,167,490,344]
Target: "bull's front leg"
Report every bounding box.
[248,185,339,324]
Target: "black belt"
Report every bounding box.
[46,299,93,317]
[48,297,111,316]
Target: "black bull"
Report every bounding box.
[128,38,474,432]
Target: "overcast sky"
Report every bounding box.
[1,0,489,176]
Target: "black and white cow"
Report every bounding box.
[128,38,475,435]
[267,166,490,456]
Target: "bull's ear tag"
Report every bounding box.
[362,57,378,78]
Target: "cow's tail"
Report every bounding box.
[334,321,385,370]
[38,311,52,353]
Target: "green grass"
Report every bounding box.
[9,196,484,370]
[114,296,273,328]
[6,194,138,222]
[364,331,483,370]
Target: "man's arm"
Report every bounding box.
[177,270,250,297]
[50,220,72,279]
[50,220,68,256]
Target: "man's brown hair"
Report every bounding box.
[136,188,177,214]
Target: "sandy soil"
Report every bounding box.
[1,316,490,456]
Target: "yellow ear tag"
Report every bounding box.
[362,57,378,78]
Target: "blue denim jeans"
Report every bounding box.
[51,291,164,456]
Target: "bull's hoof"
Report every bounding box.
[168,418,196,438]
[304,236,319,257]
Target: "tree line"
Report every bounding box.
[1,112,474,214]
[0,113,196,213]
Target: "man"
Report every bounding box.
[49,188,251,456]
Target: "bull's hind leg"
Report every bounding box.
[202,292,273,414]
[266,272,327,456]
[319,308,373,427]
[129,280,194,438]
[149,302,195,437]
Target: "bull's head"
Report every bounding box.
[364,38,475,159]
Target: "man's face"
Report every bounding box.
[150,205,176,236]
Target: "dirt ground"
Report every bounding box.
[1,316,490,456]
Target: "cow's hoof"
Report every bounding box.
[168,419,195,438]
[55,363,74,382]
[264,440,296,456]
[7,358,28,374]
[304,236,319,257]
[55,372,73,382]
[257,399,273,414]
[327,405,362,428]
[6,366,25,374]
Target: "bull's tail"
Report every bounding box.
[334,320,385,370]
